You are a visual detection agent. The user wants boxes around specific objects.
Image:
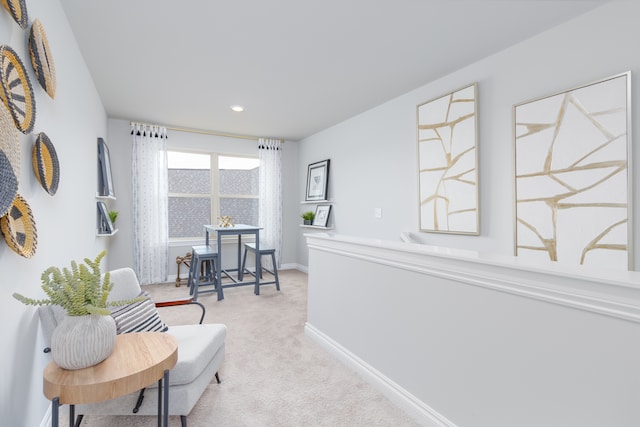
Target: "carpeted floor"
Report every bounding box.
[64,269,420,426]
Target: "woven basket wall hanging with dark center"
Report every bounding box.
[1,193,37,258]
[1,0,28,29]
[0,101,19,186]
[0,147,17,217]
[0,45,36,134]
[29,19,56,99]
[32,132,60,195]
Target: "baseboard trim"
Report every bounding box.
[279,262,299,271]
[304,322,456,427]
[295,263,309,273]
[39,404,52,427]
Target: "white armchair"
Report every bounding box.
[39,267,227,427]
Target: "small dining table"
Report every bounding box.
[204,224,262,300]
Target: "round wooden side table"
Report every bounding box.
[43,332,178,427]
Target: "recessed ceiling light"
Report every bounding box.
[230,105,244,112]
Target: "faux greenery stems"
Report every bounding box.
[301,211,315,221]
[13,250,142,316]
[108,210,118,224]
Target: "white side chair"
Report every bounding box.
[39,267,227,427]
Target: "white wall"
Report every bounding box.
[0,0,108,425]
[297,2,640,270]
[105,118,300,278]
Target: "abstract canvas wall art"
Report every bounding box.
[417,83,479,234]
[514,72,631,269]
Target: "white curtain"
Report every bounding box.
[258,138,282,268]
[131,123,169,284]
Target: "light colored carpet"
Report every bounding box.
[64,269,420,426]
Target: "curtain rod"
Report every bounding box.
[167,125,261,141]
[130,121,282,142]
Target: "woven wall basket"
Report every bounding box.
[0,101,19,185]
[0,193,37,258]
[0,45,36,134]
[29,19,56,99]
[0,148,17,217]
[32,132,59,195]
[1,0,28,29]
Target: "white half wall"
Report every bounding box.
[305,233,640,427]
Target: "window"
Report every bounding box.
[168,151,259,240]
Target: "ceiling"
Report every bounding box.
[59,0,608,141]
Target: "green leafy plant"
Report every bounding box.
[108,210,119,224]
[301,211,315,221]
[13,251,142,316]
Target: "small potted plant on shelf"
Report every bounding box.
[13,251,143,370]
[301,211,315,225]
[108,210,119,225]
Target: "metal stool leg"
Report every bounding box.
[271,252,280,290]
[240,245,249,279]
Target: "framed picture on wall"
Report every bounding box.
[313,205,331,227]
[97,137,115,197]
[305,159,330,201]
[417,83,479,235]
[513,71,631,269]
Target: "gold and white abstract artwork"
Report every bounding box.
[514,72,631,269]
[417,83,479,234]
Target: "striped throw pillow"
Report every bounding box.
[110,290,168,334]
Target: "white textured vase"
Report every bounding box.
[51,314,117,370]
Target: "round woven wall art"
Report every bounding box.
[32,132,59,195]
[0,193,37,258]
[0,101,19,184]
[0,147,17,217]
[1,0,28,29]
[0,45,36,134]
[29,19,56,99]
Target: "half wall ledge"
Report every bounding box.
[305,233,640,323]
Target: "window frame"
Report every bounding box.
[167,149,259,243]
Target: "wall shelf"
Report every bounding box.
[300,225,333,230]
[96,193,116,200]
[300,200,332,204]
[300,200,334,229]
[96,138,117,236]
[97,229,119,237]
